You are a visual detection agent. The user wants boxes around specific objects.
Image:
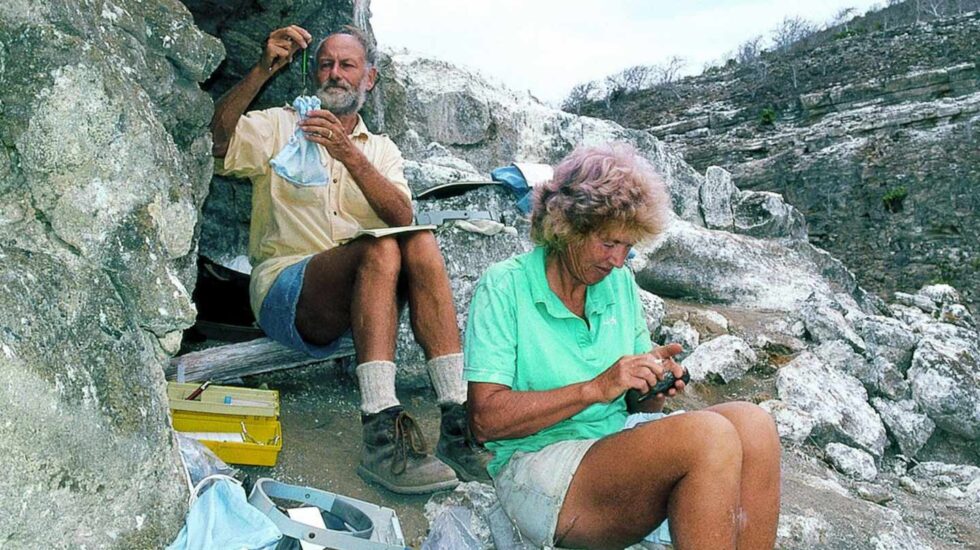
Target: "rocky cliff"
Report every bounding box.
[577,11,980,311]
[0,0,222,546]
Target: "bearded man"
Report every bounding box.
[210,25,489,494]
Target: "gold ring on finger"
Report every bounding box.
[326,130,333,140]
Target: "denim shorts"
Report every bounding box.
[493,439,597,548]
[257,256,353,359]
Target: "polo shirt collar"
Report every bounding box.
[526,246,618,319]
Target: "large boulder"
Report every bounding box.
[681,335,757,383]
[872,397,936,458]
[632,221,865,312]
[907,329,980,439]
[0,0,223,546]
[776,352,888,457]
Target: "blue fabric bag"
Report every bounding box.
[167,475,282,550]
[270,96,329,186]
[490,165,534,213]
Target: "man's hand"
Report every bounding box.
[211,24,313,157]
[588,343,684,404]
[300,109,356,163]
[260,25,312,74]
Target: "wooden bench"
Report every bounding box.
[166,336,355,383]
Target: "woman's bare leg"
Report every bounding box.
[707,401,782,549]
[555,411,744,550]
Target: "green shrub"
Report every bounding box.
[759,107,777,126]
[882,186,908,213]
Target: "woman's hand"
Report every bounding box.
[624,343,686,412]
[589,343,684,403]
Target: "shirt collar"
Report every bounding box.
[526,246,618,319]
[349,115,371,141]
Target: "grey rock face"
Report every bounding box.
[658,320,699,360]
[825,443,878,481]
[910,462,980,497]
[813,340,876,391]
[917,284,962,309]
[778,449,939,550]
[700,166,736,230]
[423,482,532,550]
[801,297,867,352]
[776,352,888,457]
[0,0,224,545]
[760,399,817,445]
[681,335,757,383]
[872,398,936,458]
[732,190,807,241]
[907,333,980,439]
[585,15,980,310]
[633,220,864,312]
[854,315,918,372]
[637,289,667,340]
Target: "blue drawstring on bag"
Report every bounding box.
[270,96,329,186]
[167,475,281,550]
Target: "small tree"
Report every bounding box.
[832,7,857,31]
[561,80,601,114]
[735,35,764,65]
[655,56,686,85]
[771,15,817,51]
[619,65,656,92]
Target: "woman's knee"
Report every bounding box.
[715,401,781,456]
[681,411,744,468]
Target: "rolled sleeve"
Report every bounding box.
[376,136,412,201]
[464,280,518,387]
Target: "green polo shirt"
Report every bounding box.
[464,246,652,477]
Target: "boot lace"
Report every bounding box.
[391,411,428,475]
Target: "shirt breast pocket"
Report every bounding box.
[340,182,379,223]
[278,180,324,207]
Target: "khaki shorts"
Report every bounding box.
[492,439,597,548]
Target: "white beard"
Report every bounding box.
[316,79,367,115]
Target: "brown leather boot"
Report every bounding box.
[357,406,459,494]
[435,402,492,482]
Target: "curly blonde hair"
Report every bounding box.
[530,143,672,252]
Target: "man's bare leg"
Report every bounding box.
[397,231,460,358]
[294,236,458,493]
[295,236,400,363]
[555,411,745,550]
[398,231,492,480]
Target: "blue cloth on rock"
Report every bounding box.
[490,165,534,213]
[270,96,329,186]
[167,478,281,550]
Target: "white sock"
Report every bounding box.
[427,353,467,406]
[355,360,400,414]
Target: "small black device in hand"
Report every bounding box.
[636,369,691,402]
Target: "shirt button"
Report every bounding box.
[332,211,338,216]
[333,179,338,183]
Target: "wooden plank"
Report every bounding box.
[166,336,355,382]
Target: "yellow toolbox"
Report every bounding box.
[168,382,283,467]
